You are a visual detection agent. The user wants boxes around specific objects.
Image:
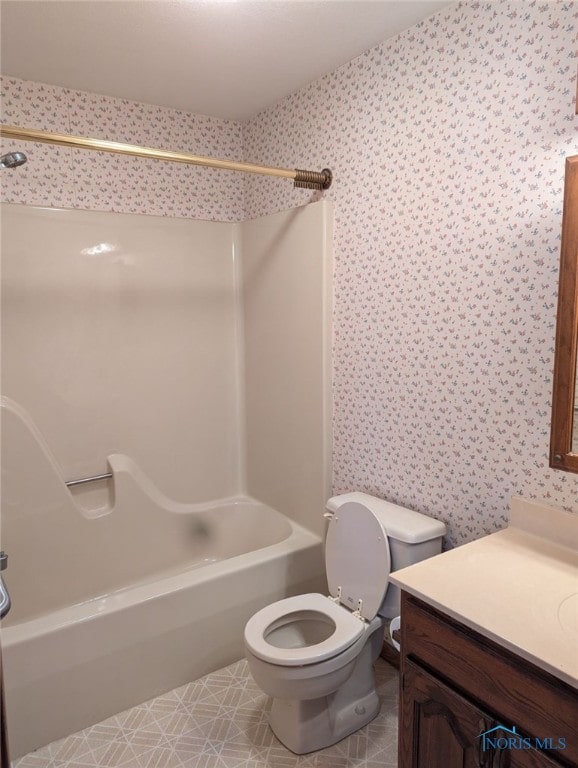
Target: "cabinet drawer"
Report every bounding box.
[401,594,578,767]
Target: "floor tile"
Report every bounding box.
[14,659,398,768]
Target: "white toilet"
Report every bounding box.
[244,492,446,754]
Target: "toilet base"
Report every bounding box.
[268,639,382,754]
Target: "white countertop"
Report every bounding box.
[390,496,578,689]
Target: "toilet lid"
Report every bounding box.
[325,501,391,621]
[244,593,366,666]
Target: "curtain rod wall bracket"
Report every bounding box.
[294,168,332,191]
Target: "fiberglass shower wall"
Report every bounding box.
[0,200,331,533]
[1,204,241,509]
[239,202,333,537]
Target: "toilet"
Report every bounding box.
[244,491,447,754]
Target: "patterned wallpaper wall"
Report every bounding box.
[0,77,245,221]
[244,0,578,545]
[1,0,577,545]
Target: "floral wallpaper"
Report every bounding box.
[0,77,245,221]
[2,0,578,545]
[244,0,578,545]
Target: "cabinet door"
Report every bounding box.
[494,746,564,768]
[400,660,494,768]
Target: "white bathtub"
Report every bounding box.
[1,402,325,757]
[2,495,324,757]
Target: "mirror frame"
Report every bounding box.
[550,155,578,474]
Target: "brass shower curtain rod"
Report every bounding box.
[0,124,332,190]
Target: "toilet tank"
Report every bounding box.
[326,492,446,619]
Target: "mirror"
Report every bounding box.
[550,155,578,473]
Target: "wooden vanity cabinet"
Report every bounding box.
[399,593,578,768]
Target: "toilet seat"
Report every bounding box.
[244,593,366,666]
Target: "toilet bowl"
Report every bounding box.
[244,492,446,754]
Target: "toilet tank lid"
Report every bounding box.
[326,492,446,544]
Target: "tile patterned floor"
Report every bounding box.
[14,659,399,768]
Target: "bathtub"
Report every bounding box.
[3,495,324,758]
[1,401,325,757]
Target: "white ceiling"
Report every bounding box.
[0,1,452,122]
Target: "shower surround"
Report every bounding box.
[0,201,332,756]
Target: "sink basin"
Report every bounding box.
[558,592,578,637]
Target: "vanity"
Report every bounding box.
[390,497,578,768]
